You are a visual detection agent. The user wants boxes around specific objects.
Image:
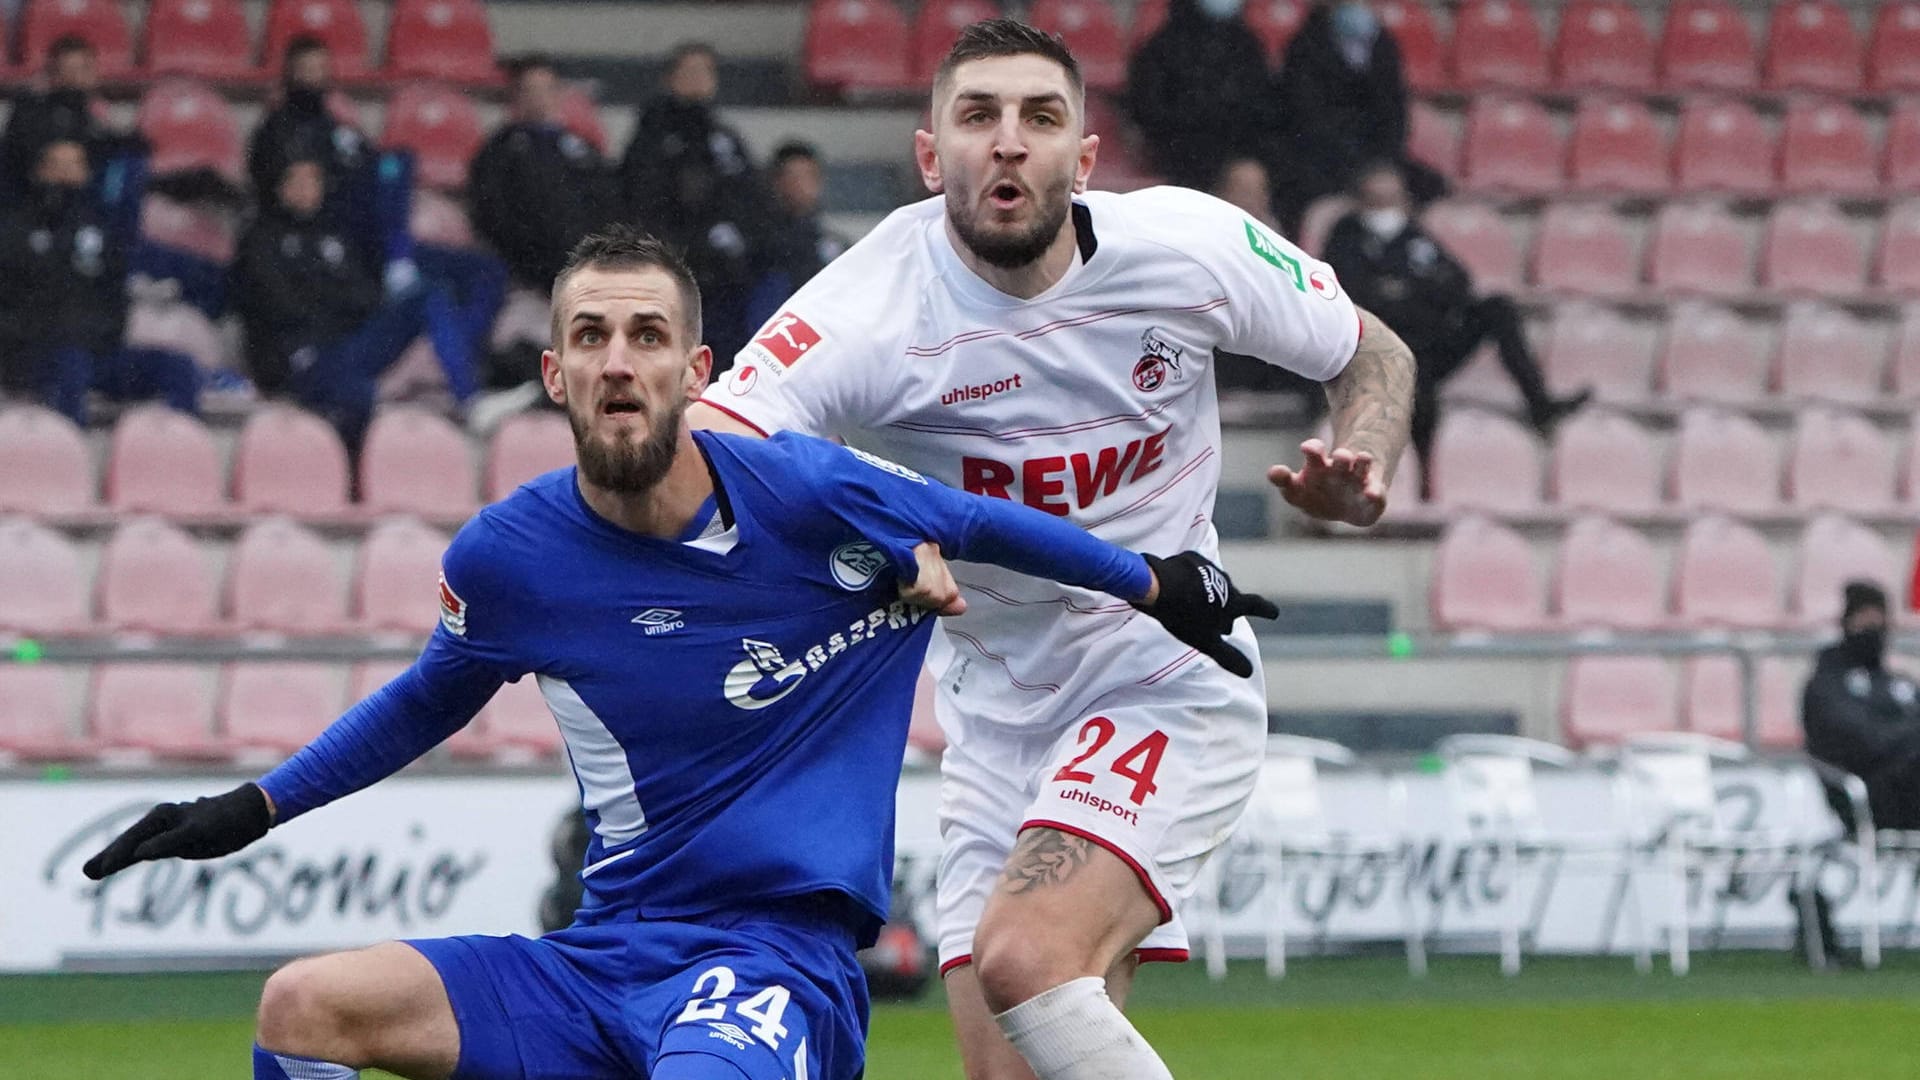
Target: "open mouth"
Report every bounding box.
[989,181,1025,210]
[601,400,642,418]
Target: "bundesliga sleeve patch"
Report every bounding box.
[745,312,824,370]
[438,573,468,636]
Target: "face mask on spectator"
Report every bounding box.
[33,180,80,217]
[1332,2,1379,41]
[1361,208,1406,238]
[1198,0,1245,17]
[286,87,325,113]
[1843,627,1887,670]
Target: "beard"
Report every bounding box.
[947,172,1074,269]
[571,395,684,495]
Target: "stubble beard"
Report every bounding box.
[947,172,1074,269]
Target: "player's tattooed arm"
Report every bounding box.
[1000,827,1096,893]
[1324,306,1415,482]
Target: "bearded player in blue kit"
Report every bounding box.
[80,227,1278,1080]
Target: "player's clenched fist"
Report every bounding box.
[82,782,274,880]
[1133,552,1279,678]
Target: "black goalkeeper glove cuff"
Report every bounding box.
[1133,552,1281,678]
[82,782,273,881]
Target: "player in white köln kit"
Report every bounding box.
[692,19,1415,1080]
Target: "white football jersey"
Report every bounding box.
[701,186,1359,728]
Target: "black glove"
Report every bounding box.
[1134,552,1280,678]
[82,783,273,881]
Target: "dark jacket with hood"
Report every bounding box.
[0,182,127,359]
[247,87,372,202]
[1273,3,1409,202]
[232,204,383,392]
[470,118,618,289]
[1125,0,1277,190]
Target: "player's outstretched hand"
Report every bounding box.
[82,782,273,880]
[898,541,967,616]
[1134,552,1279,678]
[1268,438,1387,528]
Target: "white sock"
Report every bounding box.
[993,976,1174,1080]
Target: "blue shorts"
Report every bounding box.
[406,899,870,1080]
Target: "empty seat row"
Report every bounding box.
[1430,96,1920,198]
[0,0,499,86]
[0,662,558,764]
[1431,407,1920,518]
[0,404,573,521]
[1430,513,1903,632]
[1560,654,1807,750]
[0,513,451,636]
[1431,199,1919,301]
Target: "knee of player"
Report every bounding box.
[256,959,365,1064]
[971,926,1082,1014]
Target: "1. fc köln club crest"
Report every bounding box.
[1132,328,1184,392]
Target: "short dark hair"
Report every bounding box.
[284,34,330,66]
[771,140,818,170]
[934,18,1083,102]
[503,53,556,82]
[551,225,703,348]
[47,34,95,63]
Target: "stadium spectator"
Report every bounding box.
[0,35,143,198]
[470,54,619,292]
[756,140,848,308]
[1804,582,1920,830]
[0,139,199,423]
[1322,161,1586,495]
[1125,0,1276,191]
[622,42,769,371]
[247,37,373,220]
[1270,1,1444,231]
[233,159,484,459]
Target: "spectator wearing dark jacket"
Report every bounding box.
[470,55,619,291]
[234,160,483,456]
[1125,0,1276,192]
[0,140,198,422]
[758,141,847,299]
[1805,583,1920,831]
[1322,162,1585,494]
[247,36,373,216]
[0,36,142,198]
[1271,1,1444,231]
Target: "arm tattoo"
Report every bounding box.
[1323,306,1416,484]
[999,827,1095,894]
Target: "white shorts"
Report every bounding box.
[931,632,1268,973]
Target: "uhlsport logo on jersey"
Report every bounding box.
[722,601,930,710]
[1132,327,1184,393]
[745,312,823,369]
[437,573,467,636]
[632,608,685,635]
[830,541,888,591]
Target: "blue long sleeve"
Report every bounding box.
[932,486,1153,602]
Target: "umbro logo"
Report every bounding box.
[632,608,686,636]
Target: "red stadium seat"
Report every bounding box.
[263,0,372,81]
[1554,516,1667,630]
[1028,0,1126,92]
[1554,0,1656,91]
[1246,0,1308,64]
[1673,516,1782,627]
[137,79,243,182]
[1869,2,1920,93]
[354,516,449,633]
[381,82,484,191]
[1775,303,1888,402]
[0,518,88,635]
[385,0,501,86]
[1429,516,1546,631]
[1672,97,1775,197]
[1894,308,1920,401]
[1764,0,1862,93]
[0,406,93,515]
[1658,302,1771,403]
[1562,657,1678,748]
[222,662,344,756]
[1881,201,1920,293]
[1785,409,1896,514]
[1659,0,1758,90]
[1461,96,1563,195]
[1407,101,1458,178]
[1886,101,1920,194]
[143,0,255,81]
[1420,201,1521,290]
[1544,305,1657,402]
[1531,202,1638,297]
[485,410,574,502]
[91,663,226,761]
[1682,656,1805,748]
[232,405,350,515]
[805,0,912,92]
[1759,200,1866,298]
[1645,203,1752,298]
[1452,0,1549,90]
[104,405,223,516]
[1778,101,1877,198]
[97,517,219,633]
[557,82,608,157]
[140,194,235,264]
[227,518,349,634]
[1794,514,1900,624]
[913,0,1001,82]
[483,676,562,758]
[1377,0,1448,91]
[1669,408,1780,512]
[1567,97,1668,195]
[21,0,133,77]
[1429,410,1542,512]
[0,666,84,761]
[1549,409,1661,513]
[359,408,478,518]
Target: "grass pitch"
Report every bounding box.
[4,952,1919,1078]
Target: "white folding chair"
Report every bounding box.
[1802,758,1920,970]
